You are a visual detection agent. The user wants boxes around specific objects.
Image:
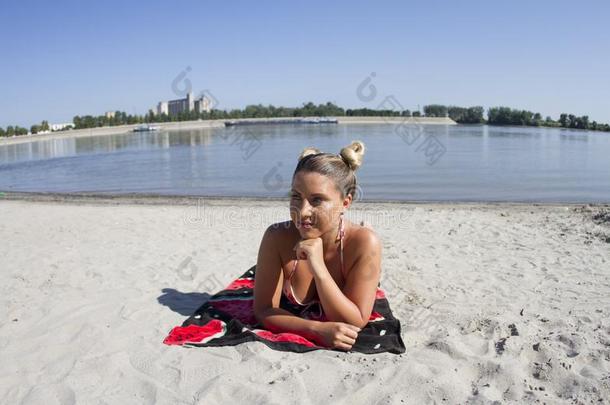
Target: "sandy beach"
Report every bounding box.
[0,195,608,404]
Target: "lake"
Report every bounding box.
[1,124,609,203]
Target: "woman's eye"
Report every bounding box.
[291,194,301,200]
[312,197,322,205]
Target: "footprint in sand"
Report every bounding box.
[426,340,467,360]
[20,383,76,405]
[106,377,158,404]
[128,347,182,392]
[264,361,311,384]
[556,333,582,358]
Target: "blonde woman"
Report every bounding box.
[165,140,404,354]
[253,141,383,351]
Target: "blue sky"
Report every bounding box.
[1,0,609,128]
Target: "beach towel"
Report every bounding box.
[163,265,406,354]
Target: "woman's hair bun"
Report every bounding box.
[298,147,322,161]
[339,140,366,171]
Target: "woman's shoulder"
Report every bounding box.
[265,220,295,234]
[347,220,382,253]
[342,220,382,279]
[259,221,298,266]
[262,220,298,245]
[352,220,380,239]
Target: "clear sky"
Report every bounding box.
[1,0,609,128]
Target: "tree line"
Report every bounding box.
[486,107,609,131]
[423,105,485,124]
[0,120,51,137]
[2,102,609,137]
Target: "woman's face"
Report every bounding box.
[290,171,345,238]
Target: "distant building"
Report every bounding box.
[156,101,168,115]
[194,96,211,114]
[168,92,194,116]
[105,111,116,119]
[155,92,211,116]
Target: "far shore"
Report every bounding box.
[0,116,455,146]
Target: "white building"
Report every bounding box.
[194,96,211,113]
[155,92,212,116]
[156,101,168,115]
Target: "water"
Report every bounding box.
[1,124,609,202]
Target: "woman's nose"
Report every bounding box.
[298,199,313,218]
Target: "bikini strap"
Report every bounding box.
[288,257,299,280]
[340,235,345,275]
[339,214,345,275]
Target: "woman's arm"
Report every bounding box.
[253,224,367,350]
[253,225,321,339]
[310,229,382,328]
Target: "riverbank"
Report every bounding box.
[0,196,608,403]
[0,116,455,146]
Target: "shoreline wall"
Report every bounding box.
[0,116,456,146]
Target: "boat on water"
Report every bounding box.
[224,117,338,127]
[133,124,160,132]
[300,117,339,124]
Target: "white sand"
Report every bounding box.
[0,197,608,404]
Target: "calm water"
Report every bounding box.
[1,124,609,202]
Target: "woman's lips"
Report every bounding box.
[299,222,313,229]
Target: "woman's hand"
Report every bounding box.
[312,321,361,351]
[294,238,324,269]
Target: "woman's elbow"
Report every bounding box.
[355,308,374,328]
[253,307,268,325]
[254,305,278,327]
[355,317,369,329]
[254,308,283,333]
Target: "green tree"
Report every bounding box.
[423,104,448,117]
[488,107,536,126]
[448,106,465,122]
[533,113,542,125]
[15,126,28,135]
[568,114,576,128]
[580,115,589,129]
[488,107,512,125]
[453,106,485,124]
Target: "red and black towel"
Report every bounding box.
[163,265,406,354]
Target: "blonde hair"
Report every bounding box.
[294,140,366,199]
